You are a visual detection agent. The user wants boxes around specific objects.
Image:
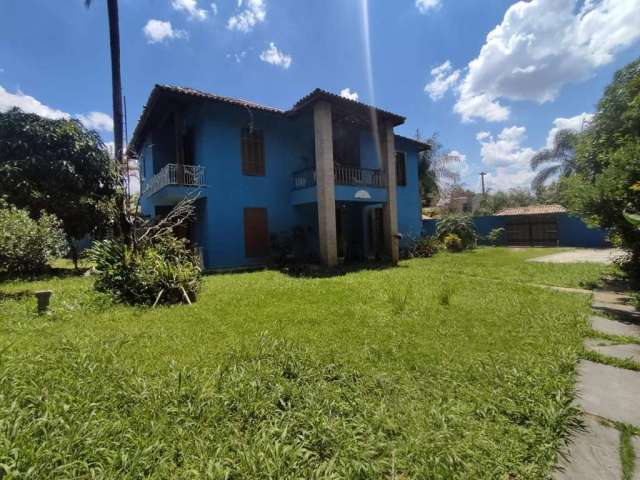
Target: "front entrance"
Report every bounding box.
[335,203,371,262]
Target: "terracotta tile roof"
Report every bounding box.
[291,88,405,125]
[130,85,408,152]
[155,84,285,114]
[495,204,567,216]
[395,134,430,151]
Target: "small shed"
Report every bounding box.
[496,204,566,246]
[495,204,607,247]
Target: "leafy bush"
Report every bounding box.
[443,233,463,252]
[436,215,477,249]
[405,236,440,258]
[0,199,67,274]
[561,57,640,285]
[90,233,201,306]
[487,227,506,246]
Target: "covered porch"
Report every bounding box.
[290,89,405,267]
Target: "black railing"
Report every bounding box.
[292,165,386,190]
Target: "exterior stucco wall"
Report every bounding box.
[138,100,424,269]
[395,138,423,246]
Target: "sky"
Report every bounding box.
[1,0,639,193]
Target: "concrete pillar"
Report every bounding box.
[313,101,338,267]
[381,121,399,264]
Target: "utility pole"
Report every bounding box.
[480,172,487,196]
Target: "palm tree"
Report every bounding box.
[530,129,578,191]
[85,0,124,165]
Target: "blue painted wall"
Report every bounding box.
[395,137,423,246]
[422,213,609,248]
[139,100,423,269]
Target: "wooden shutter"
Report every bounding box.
[241,128,265,176]
[244,208,269,257]
[395,152,407,186]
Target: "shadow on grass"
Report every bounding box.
[0,266,90,284]
[277,260,402,279]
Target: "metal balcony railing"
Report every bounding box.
[292,165,386,190]
[142,164,206,197]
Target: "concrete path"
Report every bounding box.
[556,283,640,479]
[530,248,625,264]
[585,339,640,363]
[555,415,621,479]
[576,360,640,426]
[590,315,640,337]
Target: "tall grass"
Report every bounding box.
[0,248,607,478]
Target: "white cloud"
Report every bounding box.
[259,42,291,69]
[227,0,266,32]
[415,0,441,14]
[425,60,460,101]
[446,150,469,176]
[1,85,113,133]
[477,126,537,190]
[227,50,247,63]
[77,111,114,133]
[340,88,359,101]
[452,0,640,122]
[0,85,69,119]
[143,19,187,44]
[545,112,593,148]
[210,2,218,15]
[171,0,208,21]
[476,131,490,141]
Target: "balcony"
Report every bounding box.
[292,165,386,190]
[291,165,388,205]
[142,164,206,198]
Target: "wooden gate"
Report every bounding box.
[505,214,558,246]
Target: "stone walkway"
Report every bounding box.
[556,285,640,479]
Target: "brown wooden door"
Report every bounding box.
[244,208,269,258]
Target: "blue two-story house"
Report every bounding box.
[130,85,428,270]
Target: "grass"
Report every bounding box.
[0,247,612,478]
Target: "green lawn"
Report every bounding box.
[0,248,610,478]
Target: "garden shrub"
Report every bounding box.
[90,233,201,305]
[435,215,477,249]
[0,199,67,274]
[405,236,440,258]
[487,227,506,246]
[443,233,463,252]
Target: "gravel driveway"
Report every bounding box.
[528,248,625,264]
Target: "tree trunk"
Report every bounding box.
[107,0,124,165]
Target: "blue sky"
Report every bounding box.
[1,0,639,192]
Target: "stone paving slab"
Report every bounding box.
[593,301,640,321]
[554,414,621,479]
[590,315,640,338]
[577,360,640,426]
[585,341,640,363]
[593,290,634,306]
[633,436,640,480]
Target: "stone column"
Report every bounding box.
[382,121,399,264]
[313,101,338,267]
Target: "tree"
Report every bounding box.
[416,132,462,206]
[0,109,118,266]
[475,188,536,215]
[530,129,580,191]
[85,0,124,165]
[562,57,640,283]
